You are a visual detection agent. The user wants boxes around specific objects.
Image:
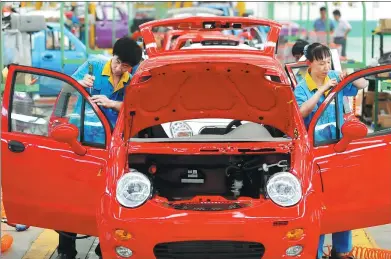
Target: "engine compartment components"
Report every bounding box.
[128,153,293,202]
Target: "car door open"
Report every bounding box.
[1,64,112,235]
[285,61,308,89]
[307,64,391,234]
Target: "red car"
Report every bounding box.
[2,16,391,259]
[160,29,190,51]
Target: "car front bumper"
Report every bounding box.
[97,193,321,259]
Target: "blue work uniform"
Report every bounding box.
[295,69,306,86]
[294,70,358,258]
[70,58,138,145]
[314,18,335,32]
[295,70,357,144]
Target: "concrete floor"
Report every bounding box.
[366,224,391,249]
[0,223,98,259]
[0,224,43,259]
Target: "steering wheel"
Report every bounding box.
[224,120,243,134]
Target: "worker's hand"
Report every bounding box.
[90,95,114,109]
[339,71,348,82]
[320,79,338,93]
[78,74,95,88]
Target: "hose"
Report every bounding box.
[323,245,391,259]
[351,246,391,259]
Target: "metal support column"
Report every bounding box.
[112,2,116,47]
[60,2,65,72]
[374,79,379,131]
[325,2,330,45]
[306,2,310,39]
[85,2,89,49]
[362,2,367,66]
[267,2,274,20]
[85,2,104,55]
[127,2,133,37]
[299,2,303,29]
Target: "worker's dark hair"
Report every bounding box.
[304,43,331,62]
[112,37,142,67]
[320,6,327,12]
[333,10,341,16]
[292,39,309,57]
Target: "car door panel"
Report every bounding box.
[307,65,391,234]
[98,6,114,49]
[285,62,307,88]
[1,133,107,234]
[314,136,391,234]
[61,29,87,75]
[97,6,128,49]
[1,65,111,235]
[115,8,129,39]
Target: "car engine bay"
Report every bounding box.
[129,153,291,201]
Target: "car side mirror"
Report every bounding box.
[50,123,87,156]
[334,120,368,153]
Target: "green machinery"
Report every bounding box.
[267,1,367,69]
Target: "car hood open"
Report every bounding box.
[124,61,296,139]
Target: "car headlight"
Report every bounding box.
[266,172,302,207]
[116,169,152,208]
[170,121,193,138]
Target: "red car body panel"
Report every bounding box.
[139,16,281,57]
[308,65,391,233]
[1,65,112,236]
[160,30,189,51]
[169,31,237,50]
[124,61,296,139]
[2,17,391,259]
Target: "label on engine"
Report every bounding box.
[188,169,198,178]
[181,169,205,184]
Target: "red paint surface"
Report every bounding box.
[1,17,391,259]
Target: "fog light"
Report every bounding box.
[286,228,304,240]
[286,245,303,256]
[115,246,133,258]
[114,229,132,241]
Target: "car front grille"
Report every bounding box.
[169,201,246,211]
[153,240,265,259]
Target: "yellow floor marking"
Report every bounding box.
[22,229,58,259]
[352,229,379,248]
